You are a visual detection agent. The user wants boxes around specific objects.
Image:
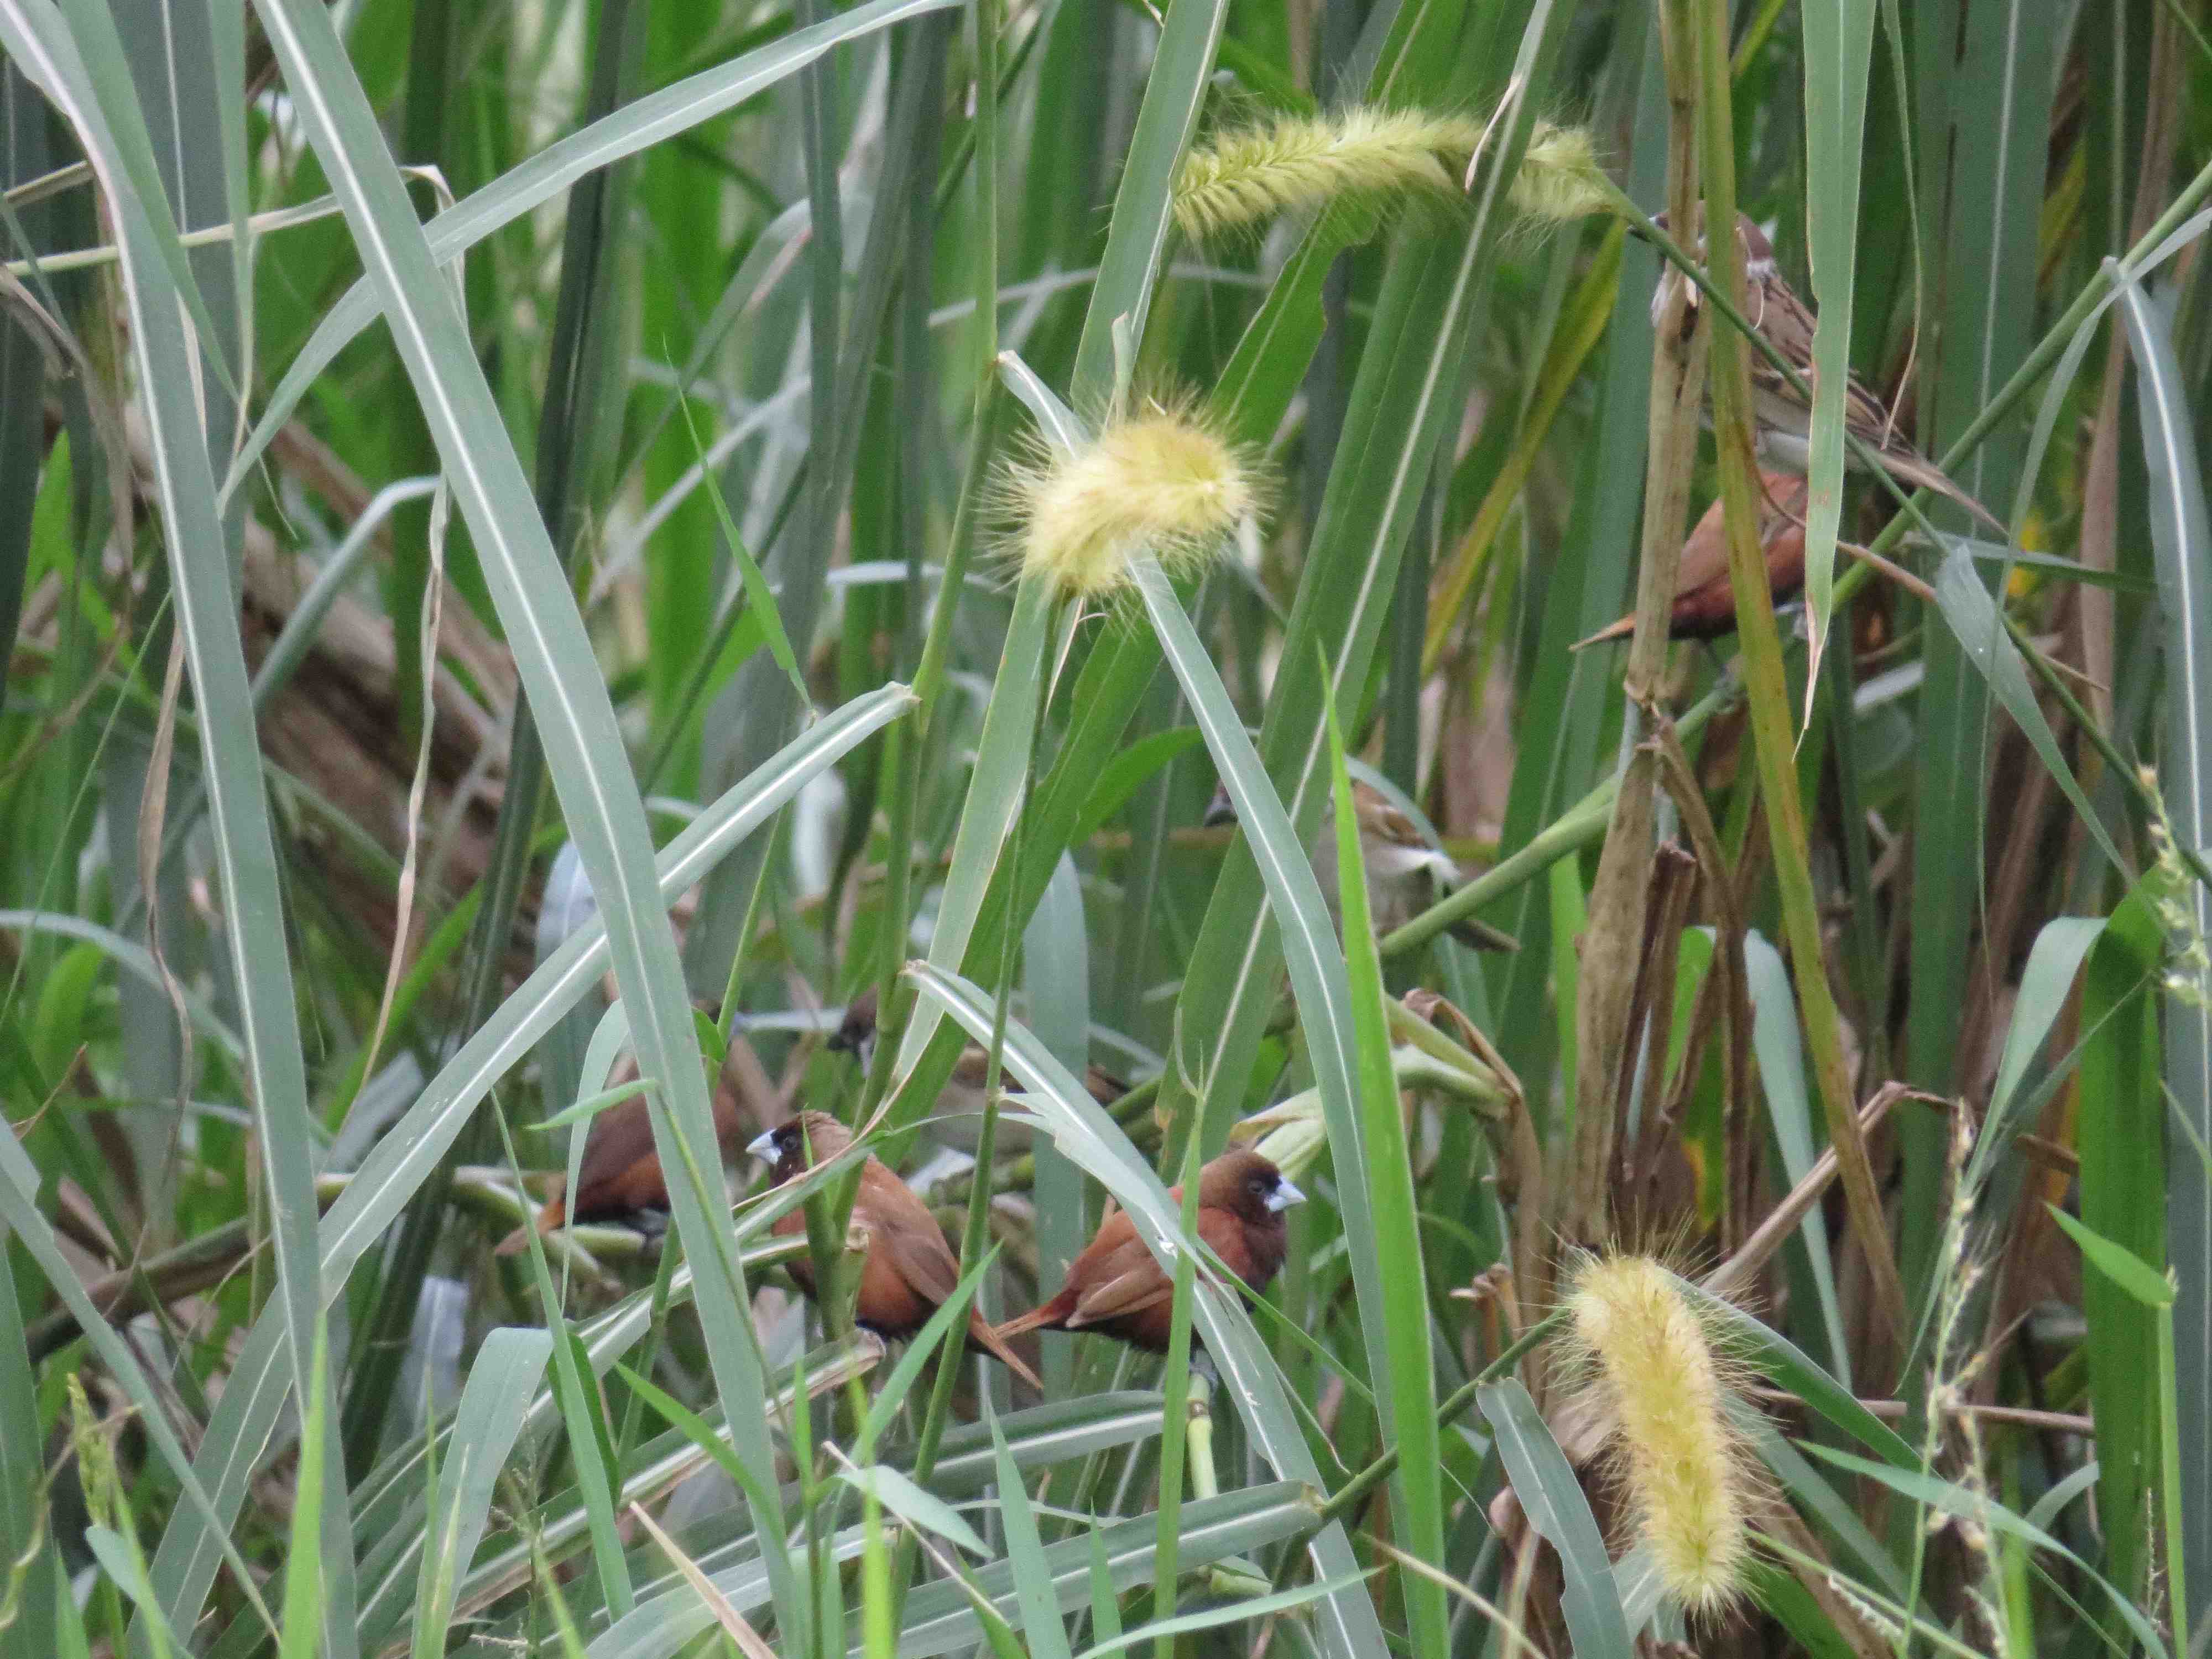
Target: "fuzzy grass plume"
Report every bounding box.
[1005,398,1263,601]
[1561,1253,1756,1615]
[1172,106,1614,242]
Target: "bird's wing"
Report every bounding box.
[572,1089,659,1191]
[1067,1207,1258,1325]
[1066,1240,1173,1327]
[859,1165,967,1307]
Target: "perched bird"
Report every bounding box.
[749,1111,1044,1390]
[1639,211,2002,532]
[1573,469,1811,648]
[1203,780,1517,951]
[991,1150,1303,1354]
[830,988,1129,1149]
[494,1037,763,1256]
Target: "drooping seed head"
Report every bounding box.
[1006,399,1264,601]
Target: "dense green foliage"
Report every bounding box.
[0,0,2205,1654]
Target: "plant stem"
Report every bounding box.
[1691,0,1907,1348]
[1563,0,1705,1244]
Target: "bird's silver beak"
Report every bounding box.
[745,1129,778,1162]
[1266,1178,1305,1212]
[1202,784,1238,829]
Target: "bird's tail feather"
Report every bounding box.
[494,1197,562,1258]
[989,1302,1065,1343]
[1569,616,1636,651]
[969,1313,1044,1391]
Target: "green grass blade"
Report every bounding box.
[992,1406,1078,1659]
[1929,547,2126,874]
[2114,262,2212,1635]
[2079,891,2168,1610]
[1802,1444,2173,1659]
[1324,675,1447,1656]
[1742,935,1851,1385]
[276,1318,330,1659]
[238,31,770,1630]
[1797,0,1876,697]
[1067,0,1228,405]
[1,12,353,1644]
[409,1329,553,1654]
[1023,851,1092,1395]
[1478,1380,1634,1659]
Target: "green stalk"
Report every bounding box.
[1691,0,1906,1345]
[1152,1130,1205,1659]
[2158,1296,2188,1645]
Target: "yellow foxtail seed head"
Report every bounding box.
[1009,403,1262,601]
[1173,108,1484,241]
[1507,122,1616,225]
[1173,107,1613,242]
[1563,1254,1755,1615]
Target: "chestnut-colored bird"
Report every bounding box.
[1573,469,1811,649]
[494,1041,759,1256]
[991,1150,1303,1354]
[748,1111,1044,1391]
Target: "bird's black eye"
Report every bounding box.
[1248,1175,1267,1197]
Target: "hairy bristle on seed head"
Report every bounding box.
[1561,1253,1756,1615]
[1008,403,1263,601]
[1173,108,1483,241]
[1507,122,1617,224]
[1173,106,1615,242]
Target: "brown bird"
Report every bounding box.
[991,1149,1303,1354]
[748,1111,1044,1391]
[1203,781,1518,952]
[494,1037,762,1256]
[1573,469,1811,649]
[1639,211,2003,533]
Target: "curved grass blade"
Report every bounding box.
[2114,263,2212,1633]
[1801,1443,2172,1659]
[410,1329,553,1656]
[200,9,810,1626]
[1929,546,2125,875]
[1066,0,1228,404]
